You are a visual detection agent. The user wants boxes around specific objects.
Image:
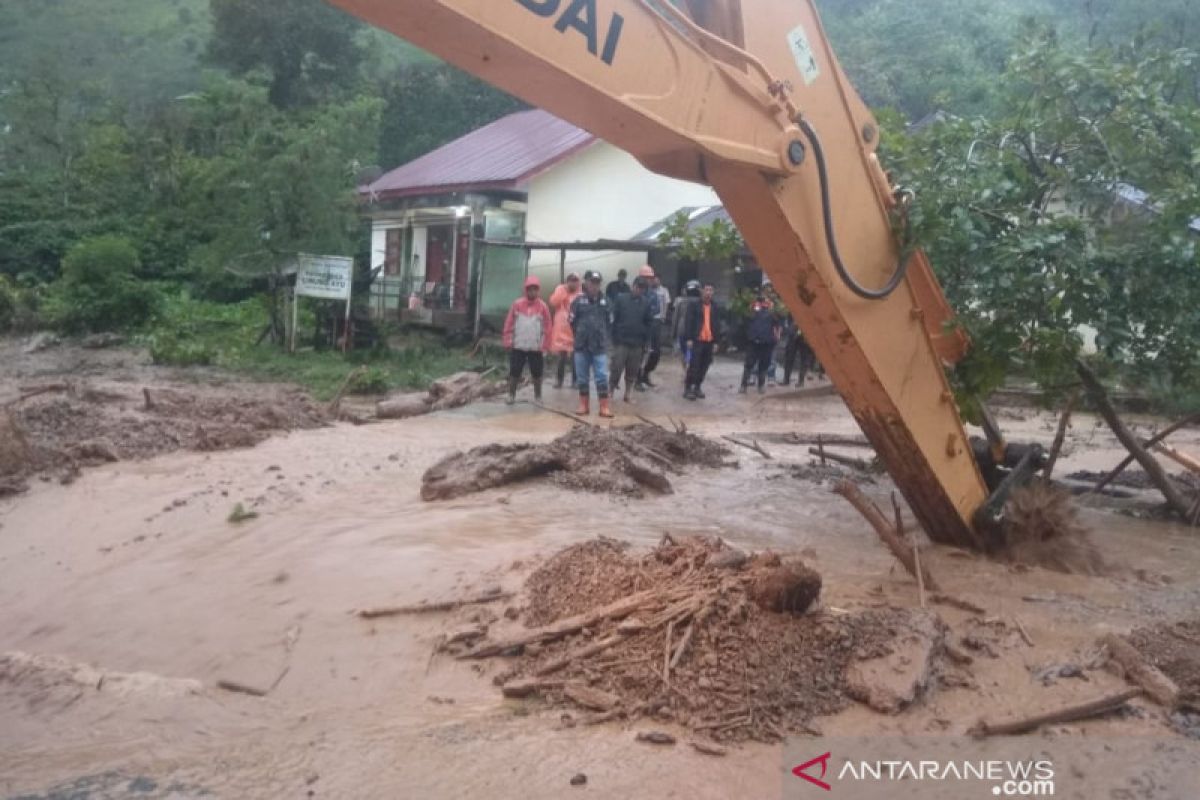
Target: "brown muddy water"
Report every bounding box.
[2,359,1199,798]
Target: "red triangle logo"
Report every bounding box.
[792,752,833,791]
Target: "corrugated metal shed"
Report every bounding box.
[363,109,595,201]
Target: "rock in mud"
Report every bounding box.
[570,773,587,787]
[844,609,947,714]
[746,561,822,614]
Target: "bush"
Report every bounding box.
[44,236,158,333]
[0,276,43,333]
[347,366,390,395]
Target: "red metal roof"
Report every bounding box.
[362,109,596,201]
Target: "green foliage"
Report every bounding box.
[44,236,158,334]
[881,32,1200,416]
[656,212,744,261]
[207,0,364,108]
[347,367,390,395]
[145,293,498,399]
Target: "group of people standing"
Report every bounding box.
[500,265,671,417]
[501,268,818,416]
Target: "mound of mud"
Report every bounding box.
[458,537,923,743]
[1126,619,1200,710]
[5,384,329,491]
[421,423,732,501]
[1002,484,1107,575]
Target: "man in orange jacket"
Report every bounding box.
[502,276,552,404]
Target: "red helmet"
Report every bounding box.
[524,276,541,289]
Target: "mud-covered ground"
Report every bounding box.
[2,339,1200,798]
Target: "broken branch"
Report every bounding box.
[971,688,1141,737]
[809,447,873,471]
[722,436,773,459]
[833,481,940,591]
[1090,413,1200,494]
[357,588,512,618]
[1042,391,1078,481]
[460,589,666,659]
[1077,361,1192,518]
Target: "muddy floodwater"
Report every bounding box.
[2,352,1199,798]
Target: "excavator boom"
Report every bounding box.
[327,0,990,549]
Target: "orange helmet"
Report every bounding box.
[638,265,655,278]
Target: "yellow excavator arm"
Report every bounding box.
[327,0,995,549]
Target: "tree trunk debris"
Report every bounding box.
[722,436,772,459]
[970,688,1141,737]
[833,481,941,591]
[1100,633,1179,709]
[1090,412,1200,495]
[357,586,511,618]
[1077,361,1192,518]
[1152,443,1200,476]
[1043,391,1078,481]
[810,448,875,471]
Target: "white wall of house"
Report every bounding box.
[524,142,719,287]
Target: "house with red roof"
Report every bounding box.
[361,108,717,331]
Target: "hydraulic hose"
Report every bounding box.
[796,118,911,300]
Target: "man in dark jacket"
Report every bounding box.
[569,270,613,418]
[605,268,630,304]
[610,276,653,403]
[681,284,721,400]
[739,293,778,394]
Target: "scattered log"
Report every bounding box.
[970,688,1141,737]
[833,481,940,591]
[809,448,874,471]
[1042,391,1078,481]
[500,677,567,699]
[530,402,591,427]
[689,740,728,757]
[745,432,873,449]
[376,392,432,420]
[635,731,676,745]
[1090,412,1200,495]
[216,679,269,697]
[669,604,713,669]
[930,594,986,615]
[460,589,666,659]
[357,587,512,618]
[1100,634,1179,709]
[1077,361,1192,518]
[722,436,772,459]
[536,632,630,677]
[563,683,620,711]
[1013,616,1035,647]
[1152,443,1200,477]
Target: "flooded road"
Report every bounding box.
[2,359,1199,798]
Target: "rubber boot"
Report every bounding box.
[505,377,517,405]
[576,394,590,416]
[533,380,543,402]
[598,397,614,418]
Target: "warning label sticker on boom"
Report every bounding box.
[787,25,820,85]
